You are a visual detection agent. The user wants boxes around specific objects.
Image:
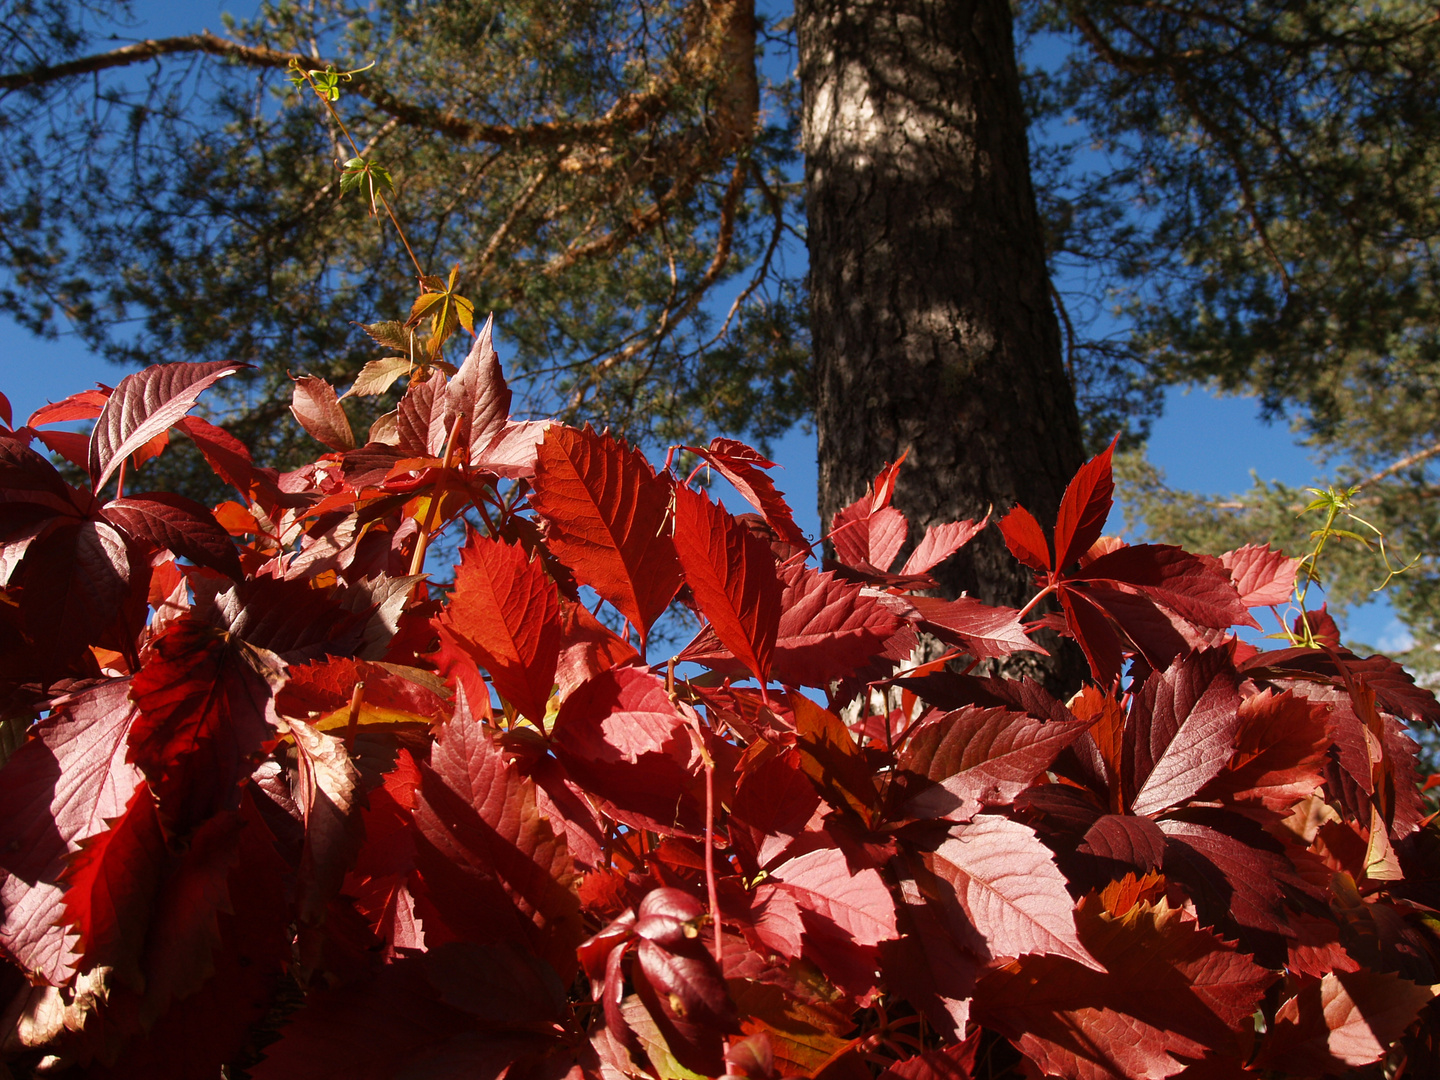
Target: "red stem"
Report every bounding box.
[343,681,365,752]
[704,751,722,963]
[1015,582,1056,622]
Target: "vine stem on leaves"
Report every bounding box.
[671,658,723,964]
[343,681,366,752]
[1015,583,1055,623]
[289,61,425,281]
[408,412,466,577]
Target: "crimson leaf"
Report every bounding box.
[974,897,1277,1079]
[689,437,809,549]
[672,483,783,684]
[552,665,704,836]
[924,815,1102,969]
[127,617,284,831]
[103,492,243,579]
[1124,648,1243,816]
[436,532,561,721]
[0,679,142,984]
[530,425,681,645]
[290,375,357,451]
[409,705,583,976]
[902,705,1090,821]
[1053,435,1116,571]
[89,361,245,491]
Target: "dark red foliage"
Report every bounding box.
[3,351,1438,1080]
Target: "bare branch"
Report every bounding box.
[1356,440,1440,492]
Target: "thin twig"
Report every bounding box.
[1354,439,1440,491]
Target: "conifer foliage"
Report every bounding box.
[1,333,1438,1078]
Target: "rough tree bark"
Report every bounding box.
[798,0,1086,682]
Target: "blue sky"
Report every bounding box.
[0,0,1409,652]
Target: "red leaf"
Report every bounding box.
[731,747,821,871]
[410,708,583,975]
[741,875,885,999]
[174,416,289,509]
[793,692,882,823]
[906,595,1041,660]
[89,360,245,491]
[395,367,450,458]
[555,596,640,699]
[252,944,571,1080]
[691,437,809,549]
[277,656,450,721]
[877,896,979,1041]
[284,717,363,932]
[632,889,737,1074]
[128,617,284,830]
[16,517,131,651]
[1294,605,1342,648]
[446,315,510,454]
[1257,970,1439,1072]
[1287,914,1361,979]
[552,666,704,835]
[1157,814,1300,935]
[902,705,1090,821]
[879,1043,977,1080]
[27,386,111,427]
[1058,586,1126,688]
[103,492,243,579]
[115,808,253,1035]
[925,815,1102,969]
[729,980,856,1076]
[193,573,391,664]
[73,795,291,1079]
[0,679,142,983]
[765,844,898,947]
[1242,647,1440,728]
[1070,582,1198,673]
[1054,436,1117,571]
[1219,544,1298,607]
[475,419,551,478]
[441,317,552,478]
[290,375,356,451]
[974,897,1278,1080]
[673,483,783,683]
[437,532,561,721]
[0,431,77,505]
[999,504,1051,572]
[1196,689,1332,811]
[678,562,903,688]
[530,425,681,644]
[901,517,987,576]
[832,504,909,571]
[1077,544,1254,631]
[0,390,10,428]
[59,783,167,990]
[32,427,90,471]
[1125,648,1243,816]
[342,754,425,955]
[1078,813,1167,871]
[828,456,911,569]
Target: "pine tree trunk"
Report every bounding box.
[798,0,1085,683]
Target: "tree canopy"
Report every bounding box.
[4,0,1440,670]
[1,0,809,483]
[1023,0,1440,677]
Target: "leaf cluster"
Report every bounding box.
[2,342,1439,1078]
